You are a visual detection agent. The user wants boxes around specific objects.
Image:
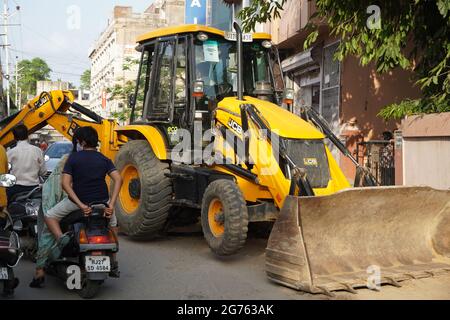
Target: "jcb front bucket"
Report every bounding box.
[266,186,450,295]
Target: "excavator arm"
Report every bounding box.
[0,90,124,160]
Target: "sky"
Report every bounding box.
[2,0,154,87]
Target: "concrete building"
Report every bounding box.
[36,80,90,106]
[89,2,185,120]
[37,80,70,93]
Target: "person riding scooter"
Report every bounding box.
[30,127,122,288]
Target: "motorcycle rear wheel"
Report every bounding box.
[78,279,102,299]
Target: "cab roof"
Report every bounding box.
[137,24,271,44]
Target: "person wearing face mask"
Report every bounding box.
[30,127,122,288]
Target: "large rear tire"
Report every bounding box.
[201,179,248,256]
[114,140,172,239]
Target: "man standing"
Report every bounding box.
[6,125,47,202]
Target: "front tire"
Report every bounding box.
[114,140,172,239]
[201,179,248,256]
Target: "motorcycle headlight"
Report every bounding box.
[25,202,40,217]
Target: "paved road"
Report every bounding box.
[5,231,450,300]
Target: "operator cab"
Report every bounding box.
[129,25,284,149]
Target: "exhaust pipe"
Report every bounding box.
[233,22,244,101]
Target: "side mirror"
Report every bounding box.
[128,94,136,108]
[0,174,16,187]
[44,155,50,162]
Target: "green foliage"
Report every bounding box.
[239,0,450,120]
[377,99,422,120]
[238,0,286,32]
[123,57,140,71]
[17,57,51,103]
[80,69,91,90]
[106,79,136,103]
[378,99,450,121]
[111,109,132,123]
[106,57,140,123]
[106,79,136,124]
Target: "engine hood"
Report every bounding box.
[217,96,325,140]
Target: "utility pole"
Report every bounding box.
[14,58,16,106]
[3,0,9,116]
[1,0,20,116]
[14,57,22,107]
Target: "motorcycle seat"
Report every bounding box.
[9,187,42,203]
[60,210,84,232]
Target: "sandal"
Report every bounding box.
[29,276,44,288]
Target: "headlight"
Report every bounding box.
[25,201,40,217]
[197,32,209,42]
[262,40,272,48]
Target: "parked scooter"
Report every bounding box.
[46,202,118,299]
[7,186,41,261]
[0,174,23,298]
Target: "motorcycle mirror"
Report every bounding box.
[0,174,16,187]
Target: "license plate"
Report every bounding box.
[34,224,38,234]
[85,256,110,272]
[224,31,253,42]
[0,267,8,280]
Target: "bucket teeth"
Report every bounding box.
[384,277,402,288]
[424,271,436,277]
[341,283,357,294]
[316,286,335,297]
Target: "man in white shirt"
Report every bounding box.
[6,125,47,203]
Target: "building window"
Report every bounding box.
[321,42,340,135]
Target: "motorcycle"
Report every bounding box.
[0,174,23,298]
[7,186,41,261]
[46,202,119,299]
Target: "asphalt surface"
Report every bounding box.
[4,231,450,300]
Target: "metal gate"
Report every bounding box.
[356,140,395,186]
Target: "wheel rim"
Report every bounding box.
[119,165,140,214]
[208,198,225,237]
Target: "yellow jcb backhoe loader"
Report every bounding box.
[0,24,448,295]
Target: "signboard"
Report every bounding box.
[101,90,107,109]
[185,0,207,24]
